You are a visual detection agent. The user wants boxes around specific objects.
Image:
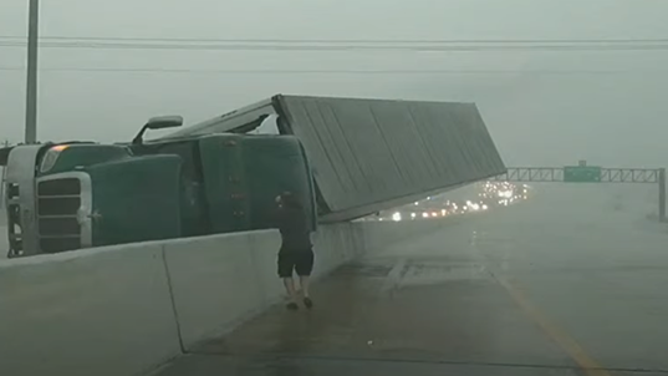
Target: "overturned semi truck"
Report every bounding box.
[2,94,506,258]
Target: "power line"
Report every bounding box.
[3,38,668,52]
[0,66,662,75]
[2,43,668,52]
[2,35,668,44]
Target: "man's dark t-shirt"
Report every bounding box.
[276,205,312,252]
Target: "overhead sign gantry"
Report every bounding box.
[491,160,666,222]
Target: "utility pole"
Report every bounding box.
[0,140,8,210]
[24,0,39,144]
[660,168,666,222]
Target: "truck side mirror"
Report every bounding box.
[132,116,183,145]
[147,116,184,130]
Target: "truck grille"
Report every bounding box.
[37,178,81,196]
[37,177,82,253]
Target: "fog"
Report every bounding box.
[4,4,668,373]
[2,0,668,168]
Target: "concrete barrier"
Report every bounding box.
[247,230,286,307]
[311,222,365,277]
[0,219,449,376]
[162,223,366,350]
[0,243,180,376]
[162,231,272,349]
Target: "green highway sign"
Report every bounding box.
[564,165,602,183]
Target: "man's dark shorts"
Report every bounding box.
[278,248,314,278]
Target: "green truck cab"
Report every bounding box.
[133,133,316,237]
[5,142,184,256]
[2,116,316,258]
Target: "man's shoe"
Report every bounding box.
[303,297,313,309]
[286,302,299,311]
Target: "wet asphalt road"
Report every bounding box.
[104,187,668,374]
[154,187,668,376]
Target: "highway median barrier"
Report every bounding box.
[0,242,180,376]
[0,218,452,376]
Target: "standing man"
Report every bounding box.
[275,192,314,310]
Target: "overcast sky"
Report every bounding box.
[2,0,668,167]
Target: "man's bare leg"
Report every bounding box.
[282,277,299,309]
[299,275,310,297]
[299,275,313,308]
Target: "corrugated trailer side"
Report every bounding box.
[275,95,505,221]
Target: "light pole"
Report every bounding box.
[0,140,7,210]
[24,0,39,144]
